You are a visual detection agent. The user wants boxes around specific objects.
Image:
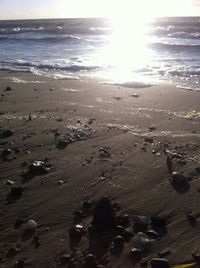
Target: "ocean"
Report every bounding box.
[0,17,200,89]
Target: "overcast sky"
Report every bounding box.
[0,0,199,20]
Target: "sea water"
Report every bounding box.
[0,17,200,89]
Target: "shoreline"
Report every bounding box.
[1,71,200,267]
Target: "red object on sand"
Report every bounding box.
[166,155,172,173]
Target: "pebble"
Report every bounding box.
[99,147,111,158]
[57,180,65,185]
[69,224,84,239]
[1,129,14,138]
[4,86,12,91]
[144,137,154,143]
[113,235,124,248]
[116,214,129,228]
[26,219,38,230]
[6,180,15,185]
[133,215,149,232]
[130,247,143,257]
[28,161,49,175]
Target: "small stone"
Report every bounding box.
[2,148,12,156]
[6,180,15,185]
[69,224,84,239]
[150,258,170,268]
[146,229,160,239]
[49,88,54,91]
[5,86,12,91]
[158,249,171,258]
[57,180,65,185]
[131,93,139,98]
[144,137,154,143]
[149,126,156,132]
[130,248,143,257]
[85,254,97,268]
[171,171,187,185]
[57,138,73,148]
[115,225,125,235]
[99,147,111,158]
[26,219,38,230]
[28,161,49,175]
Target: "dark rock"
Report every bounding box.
[144,137,154,143]
[171,171,187,185]
[92,197,116,232]
[130,248,144,258]
[133,215,149,232]
[88,117,96,125]
[85,254,97,268]
[4,86,12,91]
[150,258,170,268]
[1,129,14,138]
[82,200,92,210]
[57,138,73,148]
[33,236,41,248]
[28,161,49,175]
[116,214,129,228]
[99,147,111,158]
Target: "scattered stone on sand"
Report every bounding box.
[26,219,38,230]
[171,171,188,185]
[1,129,14,138]
[98,147,111,158]
[92,197,116,232]
[28,161,49,175]
[150,258,170,268]
[4,86,12,91]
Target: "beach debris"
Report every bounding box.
[1,129,14,138]
[28,160,49,175]
[4,86,12,91]
[98,147,111,158]
[85,254,97,268]
[166,155,173,173]
[92,197,116,232]
[150,258,170,268]
[69,224,84,239]
[133,215,149,232]
[26,219,38,230]
[171,171,187,185]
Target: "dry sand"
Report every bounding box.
[1,71,200,267]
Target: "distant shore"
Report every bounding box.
[1,71,200,267]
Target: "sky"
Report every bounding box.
[0,0,199,20]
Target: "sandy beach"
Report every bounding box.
[1,71,200,267]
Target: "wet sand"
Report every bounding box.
[1,71,200,267]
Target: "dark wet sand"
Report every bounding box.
[1,71,200,267]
